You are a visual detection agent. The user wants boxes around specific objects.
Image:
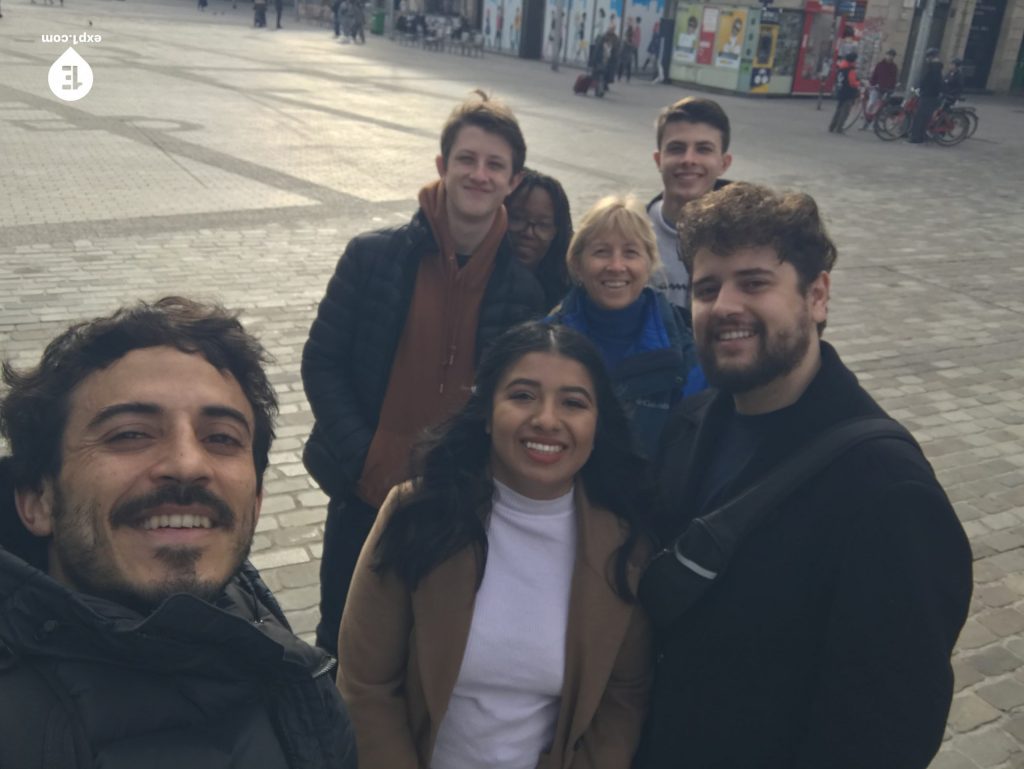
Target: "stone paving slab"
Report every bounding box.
[2,0,1024,765]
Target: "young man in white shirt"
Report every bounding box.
[647,97,732,320]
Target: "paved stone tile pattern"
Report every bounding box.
[2,1,1024,765]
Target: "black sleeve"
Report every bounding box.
[301,240,377,489]
[794,479,972,769]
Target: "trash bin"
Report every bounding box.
[371,10,385,35]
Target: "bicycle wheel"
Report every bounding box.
[842,97,864,131]
[955,109,979,138]
[930,111,970,146]
[873,106,908,141]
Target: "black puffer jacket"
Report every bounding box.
[0,482,357,769]
[302,208,544,500]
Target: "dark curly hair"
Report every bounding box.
[0,296,278,493]
[678,183,837,331]
[373,321,651,600]
[505,168,573,310]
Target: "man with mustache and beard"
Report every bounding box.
[0,297,355,769]
[636,183,972,769]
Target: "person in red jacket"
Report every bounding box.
[828,52,862,134]
[861,48,899,127]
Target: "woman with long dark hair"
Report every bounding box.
[337,321,652,769]
[505,169,573,311]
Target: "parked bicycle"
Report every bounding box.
[841,85,888,131]
[873,89,972,146]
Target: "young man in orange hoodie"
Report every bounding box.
[302,91,544,654]
[828,52,862,134]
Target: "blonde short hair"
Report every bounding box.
[567,195,660,280]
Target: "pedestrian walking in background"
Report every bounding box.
[349,1,365,43]
[642,19,660,73]
[301,91,543,655]
[602,28,620,92]
[637,182,972,769]
[547,196,704,457]
[631,17,642,71]
[338,321,652,769]
[273,0,283,28]
[253,0,267,27]
[828,52,861,133]
[505,168,573,311]
[619,18,636,81]
[331,0,341,37]
[863,48,898,128]
[550,7,564,71]
[910,47,943,143]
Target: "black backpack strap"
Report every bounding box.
[640,417,915,627]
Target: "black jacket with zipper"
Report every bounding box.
[0,468,356,769]
[301,208,544,501]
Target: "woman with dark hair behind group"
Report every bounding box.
[337,321,652,769]
[505,169,573,311]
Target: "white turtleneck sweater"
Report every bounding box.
[429,480,578,769]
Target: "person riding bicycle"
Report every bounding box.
[862,48,899,128]
[942,57,964,107]
[828,52,861,134]
[909,48,943,144]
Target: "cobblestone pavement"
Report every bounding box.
[2,0,1024,765]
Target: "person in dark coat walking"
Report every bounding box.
[910,47,944,143]
[828,52,861,133]
[273,0,283,28]
[0,297,356,769]
[636,183,972,769]
[302,91,544,655]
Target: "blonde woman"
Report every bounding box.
[548,195,705,456]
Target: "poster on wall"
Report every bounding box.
[714,8,747,69]
[696,6,717,65]
[630,0,667,75]
[543,0,576,64]
[749,22,777,92]
[483,0,524,53]
[673,3,702,64]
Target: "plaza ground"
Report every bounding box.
[2,1,1024,765]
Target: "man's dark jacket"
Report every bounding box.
[0,464,356,769]
[637,342,972,769]
[919,60,944,99]
[302,207,544,500]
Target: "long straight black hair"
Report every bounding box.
[373,321,652,601]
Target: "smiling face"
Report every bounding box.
[691,245,829,414]
[16,346,262,610]
[436,124,520,225]
[488,351,597,500]
[508,186,557,271]
[654,121,732,210]
[574,226,653,310]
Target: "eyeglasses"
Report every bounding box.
[508,217,557,240]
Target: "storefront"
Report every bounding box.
[665,1,802,93]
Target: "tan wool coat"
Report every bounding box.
[337,483,653,769]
